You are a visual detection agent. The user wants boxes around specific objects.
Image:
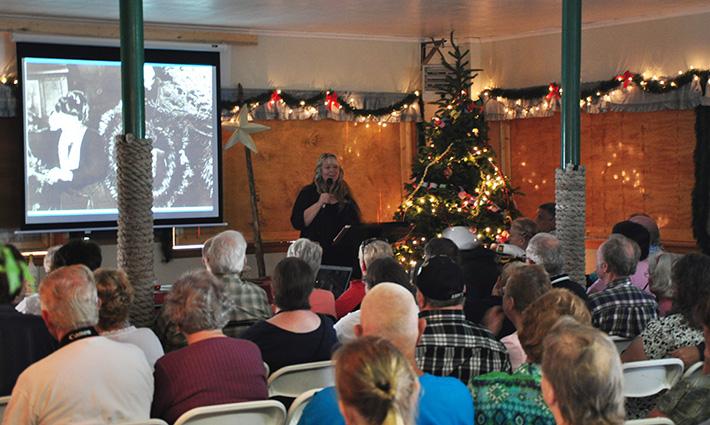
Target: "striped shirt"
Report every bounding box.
[416,309,511,384]
[588,277,658,338]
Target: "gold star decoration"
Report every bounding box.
[222,108,271,152]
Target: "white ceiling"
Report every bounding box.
[1,0,710,40]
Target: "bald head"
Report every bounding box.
[359,283,420,355]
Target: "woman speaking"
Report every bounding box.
[291,153,361,267]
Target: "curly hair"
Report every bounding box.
[95,268,134,331]
[165,270,233,334]
[671,253,710,328]
[335,336,419,425]
[518,288,592,363]
[55,90,90,124]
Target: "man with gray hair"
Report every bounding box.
[588,234,658,338]
[3,265,153,425]
[541,318,625,425]
[525,233,588,304]
[205,230,271,337]
[298,283,475,425]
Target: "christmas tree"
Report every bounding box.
[394,34,519,268]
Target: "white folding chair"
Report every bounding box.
[268,360,335,398]
[610,335,634,353]
[0,395,10,423]
[286,388,322,425]
[622,358,684,398]
[119,420,169,425]
[681,361,703,379]
[173,400,286,425]
[624,418,675,425]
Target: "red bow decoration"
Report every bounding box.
[545,83,561,101]
[616,70,634,88]
[325,91,341,110]
[458,190,477,206]
[269,90,282,104]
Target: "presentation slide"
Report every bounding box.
[21,54,220,227]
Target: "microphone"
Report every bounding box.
[325,178,333,193]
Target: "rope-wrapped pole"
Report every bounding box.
[116,134,155,326]
[118,0,154,326]
[556,166,586,284]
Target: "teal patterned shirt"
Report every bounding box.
[469,363,554,425]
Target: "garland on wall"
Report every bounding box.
[483,68,710,102]
[221,89,421,117]
[481,68,710,120]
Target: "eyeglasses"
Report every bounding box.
[415,254,456,276]
[359,237,382,253]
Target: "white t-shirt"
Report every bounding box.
[102,326,165,367]
[334,309,361,344]
[2,336,153,425]
[501,331,526,371]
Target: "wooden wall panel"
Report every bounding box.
[217,120,414,243]
[507,110,696,245]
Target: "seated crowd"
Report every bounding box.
[2,208,710,425]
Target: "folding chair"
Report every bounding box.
[610,335,634,353]
[681,361,703,380]
[173,400,286,425]
[624,418,675,425]
[268,360,335,398]
[622,358,684,398]
[286,388,322,425]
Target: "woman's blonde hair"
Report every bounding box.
[335,336,419,425]
[313,153,360,216]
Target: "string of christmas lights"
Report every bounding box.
[220,89,422,124]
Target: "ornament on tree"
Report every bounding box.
[325,91,341,111]
[393,32,519,267]
[546,83,561,101]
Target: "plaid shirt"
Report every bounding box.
[219,273,272,323]
[588,277,658,338]
[416,309,511,384]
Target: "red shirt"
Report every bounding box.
[335,279,366,319]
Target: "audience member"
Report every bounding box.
[287,238,336,318]
[525,233,588,303]
[629,213,662,255]
[151,270,267,424]
[423,237,459,260]
[588,221,652,295]
[200,237,213,269]
[335,336,420,425]
[335,238,393,319]
[508,217,538,251]
[3,265,152,424]
[299,283,474,425]
[647,251,681,316]
[94,268,164,366]
[335,256,412,343]
[535,203,556,234]
[51,239,103,271]
[648,297,710,425]
[471,289,591,425]
[498,265,552,369]
[0,245,56,396]
[442,227,501,326]
[588,234,658,338]
[540,318,625,425]
[414,256,510,384]
[18,240,102,317]
[205,230,272,336]
[241,257,337,372]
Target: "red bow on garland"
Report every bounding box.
[269,90,282,103]
[325,91,341,110]
[545,83,561,101]
[616,70,634,88]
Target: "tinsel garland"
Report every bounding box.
[485,69,710,102]
[220,90,421,118]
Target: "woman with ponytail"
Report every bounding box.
[290,153,361,268]
[335,336,419,425]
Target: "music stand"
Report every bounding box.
[332,221,412,252]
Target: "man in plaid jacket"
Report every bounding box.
[414,256,511,384]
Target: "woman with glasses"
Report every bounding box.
[290,153,361,267]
